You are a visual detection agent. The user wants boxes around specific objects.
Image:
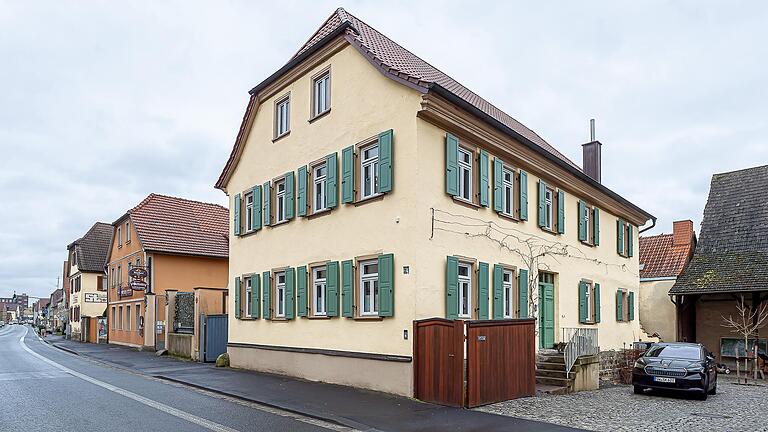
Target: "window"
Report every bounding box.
[579,280,601,324]
[110,267,115,287]
[313,266,327,316]
[618,220,633,257]
[118,306,123,330]
[458,147,473,201]
[502,269,514,318]
[312,71,330,117]
[502,166,514,216]
[136,304,141,332]
[544,188,554,230]
[359,260,379,316]
[360,143,379,199]
[458,263,472,318]
[275,179,287,223]
[118,265,122,287]
[275,95,290,138]
[136,257,141,267]
[70,279,74,294]
[117,226,122,247]
[126,305,131,331]
[111,307,115,331]
[245,277,253,318]
[585,283,592,321]
[245,192,254,232]
[275,271,286,318]
[313,163,327,213]
[125,222,131,243]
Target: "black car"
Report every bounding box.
[632,342,717,400]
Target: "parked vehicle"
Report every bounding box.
[632,342,717,400]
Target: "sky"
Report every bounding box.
[1,1,767,301]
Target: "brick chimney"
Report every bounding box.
[672,220,694,248]
[582,119,601,183]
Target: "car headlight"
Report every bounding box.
[686,363,704,373]
[634,360,645,369]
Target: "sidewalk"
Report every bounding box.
[45,336,580,432]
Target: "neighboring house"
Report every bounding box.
[66,222,112,342]
[33,299,50,327]
[49,289,66,332]
[638,220,696,341]
[670,165,768,364]
[0,292,29,310]
[216,8,655,396]
[106,194,229,350]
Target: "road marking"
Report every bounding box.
[19,328,240,432]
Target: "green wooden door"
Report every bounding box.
[538,281,555,348]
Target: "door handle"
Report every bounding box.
[448,353,455,357]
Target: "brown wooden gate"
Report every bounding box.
[413,318,463,407]
[466,319,536,407]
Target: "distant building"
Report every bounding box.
[0,292,29,309]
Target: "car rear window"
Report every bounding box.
[645,345,701,360]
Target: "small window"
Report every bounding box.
[125,222,131,243]
[245,192,254,232]
[118,265,122,286]
[313,163,327,213]
[544,188,554,230]
[126,305,131,331]
[136,257,141,267]
[458,263,472,318]
[360,143,379,199]
[111,307,115,331]
[458,148,473,202]
[313,266,327,316]
[118,306,123,330]
[275,271,286,318]
[245,277,253,318]
[135,304,141,332]
[117,227,122,247]
[502,166,514,217]
[580,280,600,323]
[502,269,515,318]
[312,71,331,117]
[275,179,287,223]
[359,260,379,316]
[275,95,290,138]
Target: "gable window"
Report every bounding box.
[359,260,379,316]
[313,266,327,316]
[502,166,514,217]
[313,163,327,213]
[245,277,253,318]
[458,147,473,202]
[502,268,515,318]
[312,70,331,118]
[117,226,122,247]
[275,179,287,223]
[244,191,254,232]
[275,95,290,138]
[544,188,554,230]
[360,143,379,199]
[458,263,472,318]
[125,222,131,243]
[275,271,286,318]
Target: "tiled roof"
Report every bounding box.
[671,165,768,294]
[128,194,229,259]
[639,234,691,279]
[69,222,113,273]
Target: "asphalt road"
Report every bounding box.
[0,325,344,432]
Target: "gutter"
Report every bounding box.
[639,216,657,234]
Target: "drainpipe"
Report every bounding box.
[639,216,657,234]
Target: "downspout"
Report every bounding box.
[639,216,657,234]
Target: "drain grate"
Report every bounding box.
[690,413,733,419]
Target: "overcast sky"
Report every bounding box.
[2,1,767,301]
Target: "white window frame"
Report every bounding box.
[117,226,122,247]
[359,260,379,316]
[360,143,379,199]
[275,271,286,318]
[125,222,131,243]
[313,163,327,213]
[458,263,472,319]
[544,188,554,230]
[458,147,473,202]
[585,281,592,322]
[502,166,514,216]
[245,277,253,318]
[275,96,290,138]
[245,191,254,232]
[275,179,287,223]
[312,71,331,117]
[583,205,592,244]
[313,266,327,316]
[502,269,514,318]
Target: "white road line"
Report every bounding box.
[19,327,240,432]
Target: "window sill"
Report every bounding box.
[306,208,332,220]
[270,219,290,228]
[308,108,331,123]
[353,316,384,321]
[580,240,595,247]
[452,196,481,210]
[306,315,331,320]
[498,212,519,222]
[240,229,260,238]
[239,317,258,321]
[539,227,561,236]
[269,317,290,322]
[353,193,385,207]
[272,131,290,143]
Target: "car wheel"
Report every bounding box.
[633,385,644,394]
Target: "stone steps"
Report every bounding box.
[535,352,573,394]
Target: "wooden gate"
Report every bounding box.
[413,318,463,407]
[466,319,536,407]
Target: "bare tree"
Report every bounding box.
[721,295,768,384]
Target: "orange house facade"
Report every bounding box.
[106,194,229,350]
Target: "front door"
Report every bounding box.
[538,277,555,349]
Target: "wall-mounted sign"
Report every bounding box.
[84,293,107,303]
[129,266,149,291]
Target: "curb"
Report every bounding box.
[42,338,81,357]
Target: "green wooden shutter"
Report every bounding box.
[479,150,490,207]
[519,170,528,220]
[628,291,635,321]
[326,153,338,209]
[297,266,307,317]
[234,276,241,319]
[477,262,489,319]
[263,182,272,227]
[578,200,587,241]
[326,261,339,317]
[233,193,241,236]
[578,281,587,324]
[518,268,528,318]
[557,190,565,234]
[493,158,503,213]
[616,289,623,321]
[378,253,394,317]
[492,264,503,319]
[341,259,354,317]
[594,283,601,323]
[251,274,261,319]
[377,129,393,193]
[617,219,624,255]
[627,224,634,257]
[537,180,546,227]
[262,271,271,320]
[253,185,262,231]
[285,171,295,220]
[341,146,354,204]
[446,256,459,320]
[445,133,459,196]
[285,267,295,320]
[593,207,600,246]
[297,166,308,217]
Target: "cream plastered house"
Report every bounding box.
[66,222,112,341]
[215,8,655,396]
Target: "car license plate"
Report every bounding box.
[654,377,675,383]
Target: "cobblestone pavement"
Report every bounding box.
[477,377,768,432]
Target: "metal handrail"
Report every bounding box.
[563,327,599,374]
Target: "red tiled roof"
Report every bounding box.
[128,194,229,259]
[639,232,693,279]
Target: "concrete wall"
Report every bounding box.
[639,279,677,341]
[168,333,193,358]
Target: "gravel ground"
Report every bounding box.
[477,376,768,432]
